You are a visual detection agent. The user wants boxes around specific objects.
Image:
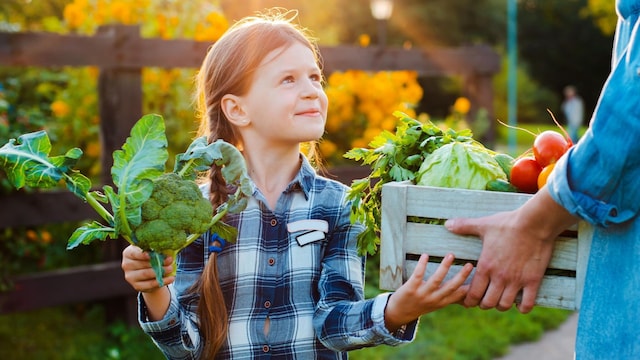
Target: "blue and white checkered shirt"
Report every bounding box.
[138,156,416,359]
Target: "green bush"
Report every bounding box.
[351,306,572,360]
[0,298,571,359]
[0,304,164,360]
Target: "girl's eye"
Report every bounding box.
[282,76,295,84]
[310,73,321,82]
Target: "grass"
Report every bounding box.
[0,304,164,360]
[351,305,572,359]
[0,251,573,360]
[0,301,571,360]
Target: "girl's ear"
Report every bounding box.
[221,94,250,127]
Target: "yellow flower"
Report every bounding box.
[359,34,371,47]
[319,139,338,158]
[63,3,86,30]
[453,97,471,115]
[40,231,52,244]
[25,229,38,242]
[84,141,101,158]
[110,1,134,24]
[51,100,70,117]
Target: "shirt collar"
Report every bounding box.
[285,154,316,200]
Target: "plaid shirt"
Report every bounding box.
[138,156,416,359]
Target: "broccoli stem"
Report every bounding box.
[84,191,115,225]
[176,158,195,178]
[162,249,179,277]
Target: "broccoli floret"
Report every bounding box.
[133,173,213,252]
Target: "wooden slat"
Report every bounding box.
[404,223,579,271]
[320,44,500,75]
[379,183,408,290]
[403,183,533,218]
[404,260,577,310]
[0,191,99,229]
[0,261,135,314]
[0,28,500,75]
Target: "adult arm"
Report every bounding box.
[446,15,640,313]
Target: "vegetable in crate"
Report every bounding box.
[0,114,251,285]
[344,111,509,255]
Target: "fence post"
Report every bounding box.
[96,24,143,325]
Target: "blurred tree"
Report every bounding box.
[0,0,68,31]
[583,0,618,35]
[517,0,614,119]
[391,0,507,47]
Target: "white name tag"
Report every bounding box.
[287,219,328,246]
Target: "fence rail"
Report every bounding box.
[0,25,500,317]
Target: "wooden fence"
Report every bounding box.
[0,25,500,319]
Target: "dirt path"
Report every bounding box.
[495,312,578,360]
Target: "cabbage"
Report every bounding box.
[416,141,507,190]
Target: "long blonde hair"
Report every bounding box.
[191,9,323,358]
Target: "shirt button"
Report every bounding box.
[168,318,176,325]
[270,218,277,226]
[262,345,270,352]
[268,257,275,266]
[264,300,271,308]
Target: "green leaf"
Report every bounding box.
[110,114,168,238]
[0,130,92,199]
[67,221,115,250]
[174,136,223,179]
[210,221,239,244]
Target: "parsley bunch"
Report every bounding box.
[344,111,473,255]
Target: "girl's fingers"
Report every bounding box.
[428,253,457,286]
[408,253,430,283]
[447,262,474,289]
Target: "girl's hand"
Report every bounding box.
[384,253,473,331]
[121,245,175,293]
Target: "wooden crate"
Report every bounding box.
[379,182,593,310]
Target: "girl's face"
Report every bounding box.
[239,42,328,147]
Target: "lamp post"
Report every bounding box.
[370,0,393,47]
[507,0,518,154]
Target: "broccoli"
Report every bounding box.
[0,114,251,286]
[133,172,213,253]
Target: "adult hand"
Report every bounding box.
[444,188,577,313]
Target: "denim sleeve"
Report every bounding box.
[313,204,417,351]
[546,16,640,227]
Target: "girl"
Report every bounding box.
[122,9,473,359]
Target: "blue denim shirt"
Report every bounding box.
[546,1,640,358]
[137,156,416,359]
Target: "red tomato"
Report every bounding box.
[510,157,543,193]
[533,130,571,167]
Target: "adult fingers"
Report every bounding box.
[445,217,480,236]
[464,270,490,307]
[516,285,538,314]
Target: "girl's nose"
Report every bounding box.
[301,79,320,99]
